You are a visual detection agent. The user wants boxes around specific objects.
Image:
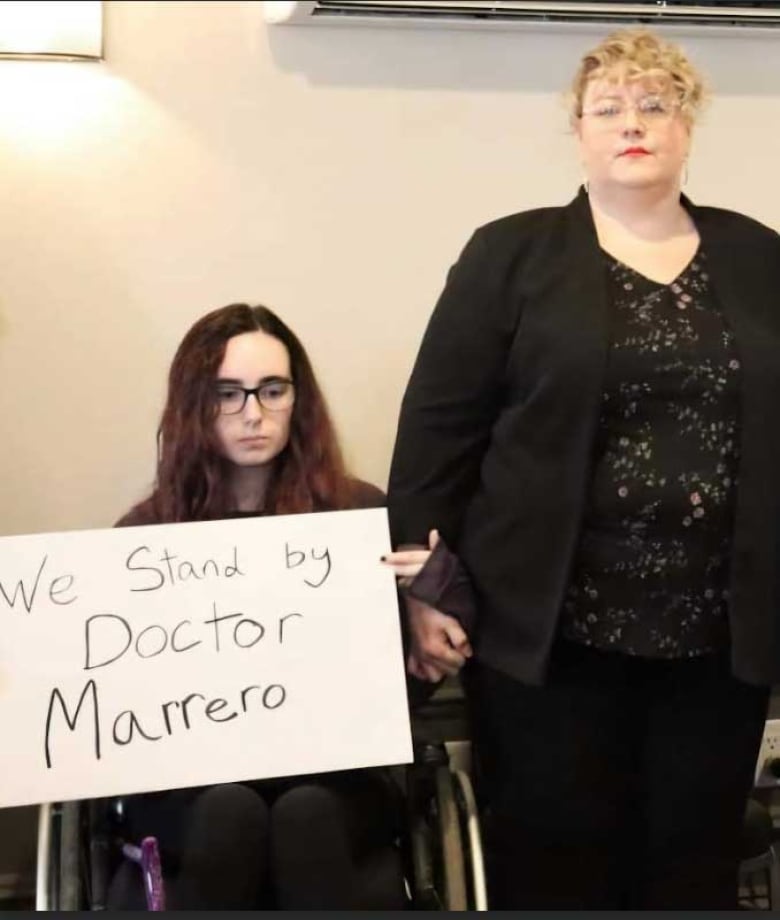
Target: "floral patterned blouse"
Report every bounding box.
[559,247,741,658]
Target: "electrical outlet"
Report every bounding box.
[755,719,780,787]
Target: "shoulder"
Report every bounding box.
[455,197,583,286]
[343,478,386,510]
[692,203,779,248]
[466,204,567,258]
[476,204,566,242]
[114,498,161,528]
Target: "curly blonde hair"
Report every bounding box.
[569,28,707,126]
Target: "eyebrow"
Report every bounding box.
[215,375,289,386]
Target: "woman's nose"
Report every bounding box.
[622,107,646,135]
[243,393,264,421]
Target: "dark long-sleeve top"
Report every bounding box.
[116,478,385,527]
[387,188,780,687]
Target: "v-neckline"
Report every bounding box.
[601,242,702,289]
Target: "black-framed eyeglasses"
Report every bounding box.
[215,378,295,415]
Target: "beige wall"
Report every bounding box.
[1,1,779,536]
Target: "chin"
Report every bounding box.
[229,448,281,467]
[612,172,673,191]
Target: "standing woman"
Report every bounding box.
[108,303,406,910]
[388,28,780,909]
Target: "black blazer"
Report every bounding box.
[387,188,780,687]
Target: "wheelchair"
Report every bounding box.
[34,676,487,911]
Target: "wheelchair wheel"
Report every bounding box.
[453,769,488,910]
[35,804,53,911]
[58,800,83,910]
[434,766,468,910]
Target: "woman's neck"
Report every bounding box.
[587,181,692,242]
[228,464,272,513]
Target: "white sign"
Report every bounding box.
[0,508,412,808]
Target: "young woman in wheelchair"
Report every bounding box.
[107,302,427,909]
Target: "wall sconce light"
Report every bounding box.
[0,0,102,61]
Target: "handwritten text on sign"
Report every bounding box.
[0,508,412,808]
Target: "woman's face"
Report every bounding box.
[575,72,691,194]
[212,331,294,469]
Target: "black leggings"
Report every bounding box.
[106,770,405,909]
[469,641,769,909]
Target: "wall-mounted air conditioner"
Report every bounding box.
[262,1,780,32]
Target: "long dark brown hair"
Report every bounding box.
[137,304,352,522]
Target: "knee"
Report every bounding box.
[270,783,405,910]
[271,784,343,836]
[186,783,270,854]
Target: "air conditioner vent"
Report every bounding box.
[263,1,780,30]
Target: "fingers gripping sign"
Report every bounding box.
[381,528,441,586]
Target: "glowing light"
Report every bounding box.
[0,61,125,151]
[0,1,102,60]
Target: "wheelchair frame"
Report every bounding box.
[35,678,486,911]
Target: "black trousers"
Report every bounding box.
[469,640,769,909]
[106,770,405,909]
